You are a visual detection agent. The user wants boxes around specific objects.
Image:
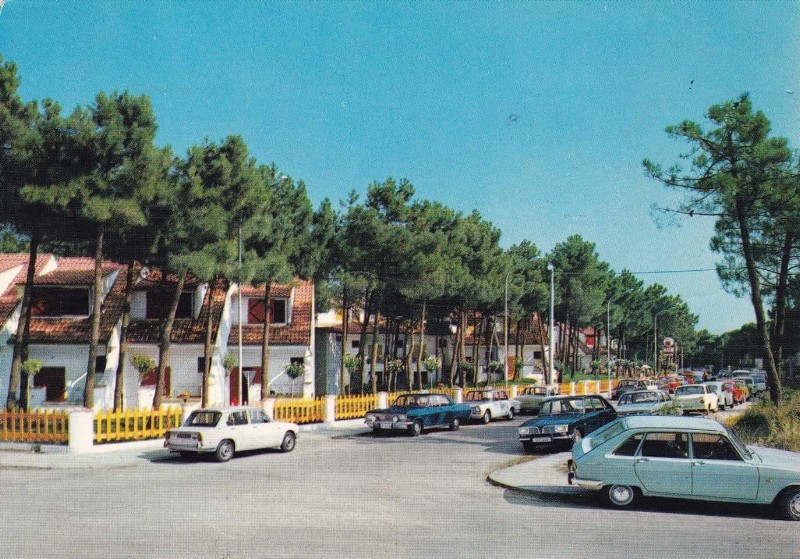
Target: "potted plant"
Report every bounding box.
[285,362,305,397]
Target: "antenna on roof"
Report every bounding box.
[138,267,150,280]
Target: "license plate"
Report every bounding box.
[529,437,551,443]
[377,422,395,429]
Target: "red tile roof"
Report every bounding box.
[0,253,56,327]
[127,276,229,344]
[33,257,120,286]
[27,266,126,344]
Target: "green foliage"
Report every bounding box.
[730,389,800,451]
[423,356,439,374]
[342,354,358,373]
[285,362,305,380]
[386,359,404,376]
[222,353,237,372]
[487,360,504,375]
[130,353,156,375]
[20,359,42,376]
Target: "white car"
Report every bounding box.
[702,381,734,410]
[465,389,519,423]
[164,406,299,462]
[674,384,718,415]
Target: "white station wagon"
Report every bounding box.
[164,406,299,462]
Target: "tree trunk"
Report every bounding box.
[201,279,217,407]
[458,310,467,387]
[84,227,104,409]
[772,230,793,377]
[259,282,273,401]
[417,301,426,390]
[735,197,781,404]
[370,308,381,394]
[114,262,136,411]
[340,294,349,395]
[154,270,187,409]
[7,233,39,411]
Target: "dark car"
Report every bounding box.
[611,379,648,400]
[364,393,472,436]
[517,394,617,451]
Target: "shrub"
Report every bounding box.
[730,389,800,451]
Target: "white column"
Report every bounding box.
[68,409,94,454]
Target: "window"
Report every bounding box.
[145,290,193,319]
[33,367,66,402]
[640,432,689,459]
[95,356,107,373]
[351,340,360,349]
[197,357,206,373]
[30,287,90,317]
[249,409,269,424]
[248,298,288,325]
[691,433,742,461]
[438,339,448,348]
[612,433,643,456]
[290,357,304,366]
[226,411,249,426]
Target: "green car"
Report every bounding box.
[568,415,800,520]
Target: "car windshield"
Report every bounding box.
[676,386,704,396]
[523,387,546,396]
[184,411,221,427]
[541,398,582,415]
[394,395,430,407]
[619,392,657,405]
[722,424,752,459]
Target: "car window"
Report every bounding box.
[465,392,482,402]
[612,433,643,456]
[227,411,249,426]
[691,433,742,461]
[249,409,269,424]
[640,432,689,459]
[185,411,221,427]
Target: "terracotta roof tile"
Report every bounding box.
[127,276,229,344]
[27,266,126,344]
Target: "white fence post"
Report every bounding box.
[68,409,94,454]
[324,395,336,425]
[378,392,389,409]
[570,382,576,395]
[455,388,463,403]
[261,398,276,419]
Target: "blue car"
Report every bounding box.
[517,395,617,451]
[568,415,800,520]
[365,393,472,436]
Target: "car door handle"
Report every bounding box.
[635,458,649,463]
[692,460,706,466]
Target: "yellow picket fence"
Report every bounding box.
[0,409,69,444]
[273,397,326,424]
[94,406,183,444]
[335,394,379,420]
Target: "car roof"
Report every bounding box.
[621,415,726,432]
[192,406,260,413]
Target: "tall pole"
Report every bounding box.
[504,271,509,387]
[238,225,243,405]
[607,300,611,396]
[547,263,555,386]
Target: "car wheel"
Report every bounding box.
[775,487,800,521]
[482,411,491,424]
[409,420,423,437]
[449,417,460,431]
[604,484,639,508]
[280,431,296,452]
[215,439,235,462]
[507,408,514,420]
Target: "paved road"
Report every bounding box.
[2,417,798,559]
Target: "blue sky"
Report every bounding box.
[2,1,799,334]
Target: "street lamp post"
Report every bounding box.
[547,262,555,386]
[504,270,509,388]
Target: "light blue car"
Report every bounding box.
[567,415,800,520]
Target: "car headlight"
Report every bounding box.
[518,427,531,435]
[553,424,569,433]
[365,414,376,423]
[393,415,406,423]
